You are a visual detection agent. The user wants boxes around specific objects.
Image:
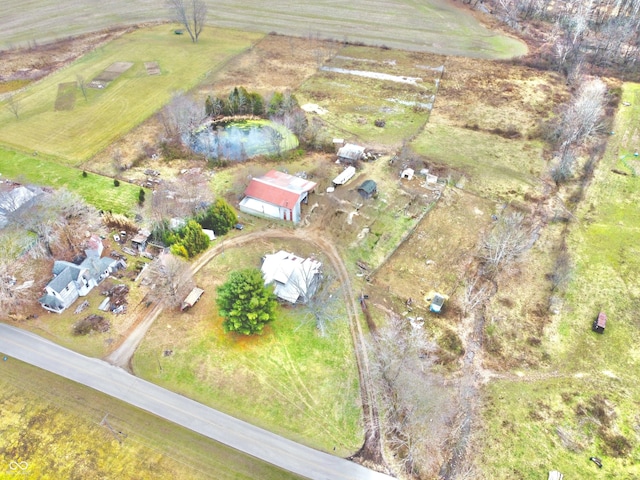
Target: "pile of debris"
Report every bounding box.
[99,283,130,314]
[73,314,110,336]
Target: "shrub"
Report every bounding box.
[73,314,110,336]
[113,179,120,187]
[82,170,88,178]
[196,198,238,235]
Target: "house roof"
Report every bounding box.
[0,185,42,228]
[261,250,322,303]
[358,180,377,194]
[48,266,77,293]
[244,170,317,208]
[53,260,80,276]
[39,294,64,310]
[337,143,365,161]
[80,256,117,280]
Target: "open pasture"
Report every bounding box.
[0,25,261,164]
[298,45,445,146]
[475,83,640,479]
[412,122,545,199]
[1,0,526,59]
[435,57,568,137]
[410,60,568,199]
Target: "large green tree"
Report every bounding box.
[216,268,277,335]
[169,219,210,258]
[196,198,238,235]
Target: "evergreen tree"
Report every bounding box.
[216,268,277,335]
[196,198,238,235]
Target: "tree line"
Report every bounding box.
[479,0,640,76]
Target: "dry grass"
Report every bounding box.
[0,359,302,480]
[1,0,526,58]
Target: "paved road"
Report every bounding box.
[0,324,393,480]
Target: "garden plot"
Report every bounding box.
[144,61,161,76]
[54,82,76,111]
[88,61,133,88]
[297,46,445,146]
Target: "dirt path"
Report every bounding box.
[103,227,388,472]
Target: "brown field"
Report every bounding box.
[1,1,526,59]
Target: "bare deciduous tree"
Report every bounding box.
[0,258,32,317]
[5,94,21,119]
[290,271,343,336]
[13,189,102,259]
[560,78,607,147]
[160,92,203,143]
[77,75,88,101]
[480,212,533,275]
[143,253,194,308]
[462,275,491,315]
[151,171,213,229]
[167,0,207,43]
[368,316,445,477]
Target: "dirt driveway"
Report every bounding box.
[104,225,388,472]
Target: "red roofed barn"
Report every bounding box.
[239,170,317,223]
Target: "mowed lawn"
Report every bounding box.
[0,25,262,165]
[476,84,640,479]
[1,0,526,59]
[0,148,143,214]
[133,242,363,456]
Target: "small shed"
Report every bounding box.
[181,287,204,311]
[592,311,607,334]
[401,168,414,180]
[131,229,150,252]
[548,471,563,480]
[337,143,365,164]
[358,180,377,199]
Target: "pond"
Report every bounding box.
[187,119,298,161]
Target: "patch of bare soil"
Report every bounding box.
[0,27,133,90]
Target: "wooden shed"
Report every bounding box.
[357,180,377,199]
[181,287,204,311]
[592,311,607,334]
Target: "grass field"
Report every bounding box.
[297,45,443,146]
[1,1,526,59]
[0,25,261,164]
[0,147,144,215]
[475,83,640,479]
[133,240,362,456]
[0,359,303,480]
[412,123,545,199]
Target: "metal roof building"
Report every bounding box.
[239,170,317,223]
